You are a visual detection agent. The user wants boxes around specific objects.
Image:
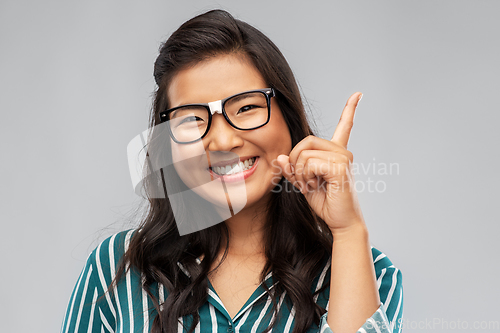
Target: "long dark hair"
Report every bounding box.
[116,9,333,333]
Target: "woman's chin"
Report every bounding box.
[191,180,248,216]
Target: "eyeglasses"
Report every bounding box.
[159,88,275,144]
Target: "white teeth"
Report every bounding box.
[212,157,256,175]
[232,163,242,174]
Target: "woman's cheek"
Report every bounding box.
[170,139,206,188]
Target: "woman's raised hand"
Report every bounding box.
[277,92,364,232]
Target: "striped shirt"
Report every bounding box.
[61,230,403,333]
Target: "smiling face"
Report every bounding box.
[166,53,292,215]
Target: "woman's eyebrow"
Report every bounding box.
[170,100,204,109]
[171,91,260,109]
[227,92,258,104]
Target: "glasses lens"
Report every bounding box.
[224,91,269,129]
[168,106,209,142]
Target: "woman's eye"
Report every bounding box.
[237,105,257,114]
[179,116,203,125]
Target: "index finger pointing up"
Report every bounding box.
[331,92,363,148]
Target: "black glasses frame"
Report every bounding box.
[159,88,275,144]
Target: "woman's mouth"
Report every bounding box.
[211,157,256,175]
[208,157,259,182]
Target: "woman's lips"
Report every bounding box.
[208,157,259,183]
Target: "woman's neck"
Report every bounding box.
[220,196,270,256]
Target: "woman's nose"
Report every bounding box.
[203,114,244,151]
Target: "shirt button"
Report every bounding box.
[227,325,234,333]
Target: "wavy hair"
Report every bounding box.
[116,9,333,333]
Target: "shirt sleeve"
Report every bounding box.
[60,248,117,333]
[317,249,403,333]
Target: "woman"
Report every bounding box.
[61,9,403,333]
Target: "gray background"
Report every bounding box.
[1,0,499,332]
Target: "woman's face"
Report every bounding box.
[166,54,292,216]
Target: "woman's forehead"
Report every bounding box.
[167,54,267,107]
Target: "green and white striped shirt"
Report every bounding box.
[61,230,403,333]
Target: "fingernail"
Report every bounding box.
[355,94,363,114]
